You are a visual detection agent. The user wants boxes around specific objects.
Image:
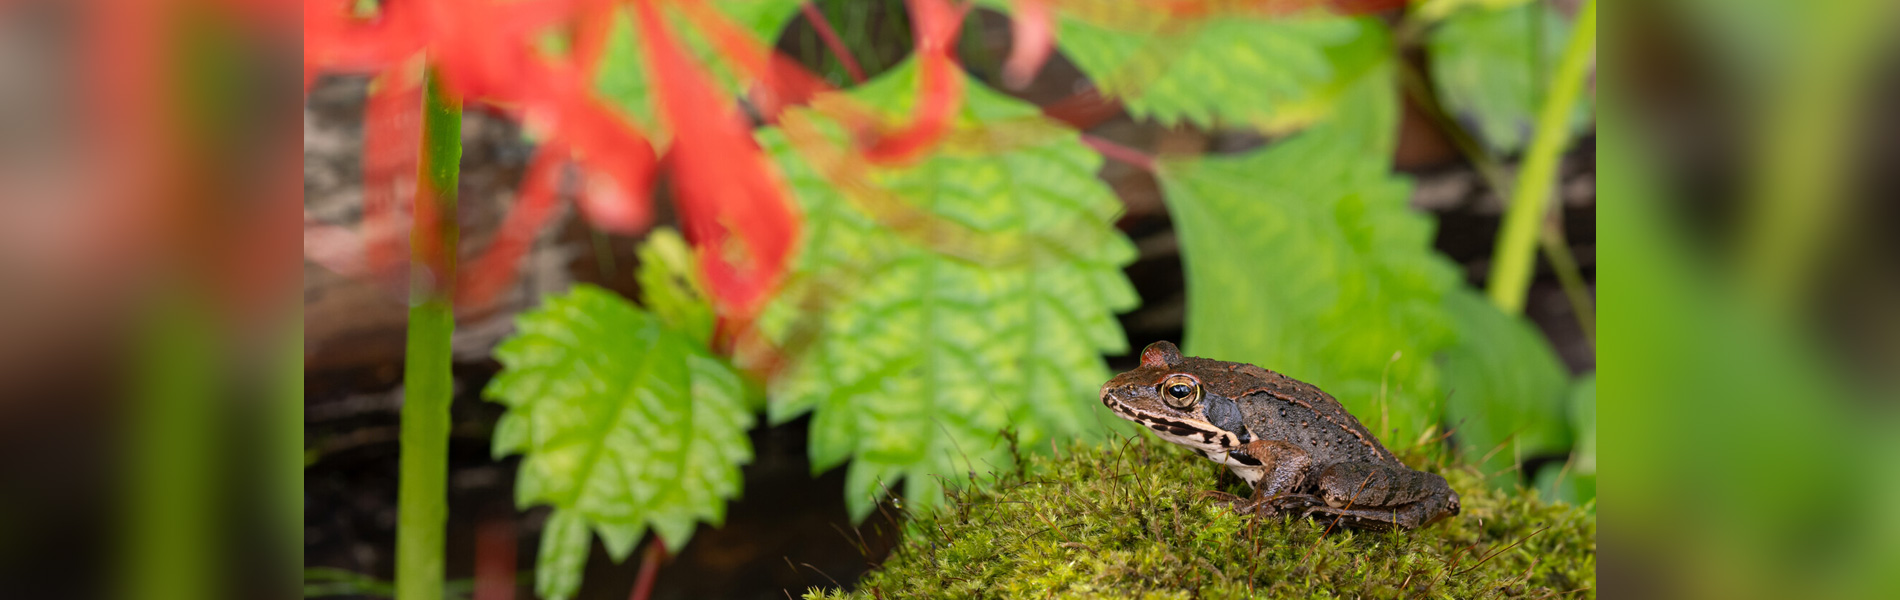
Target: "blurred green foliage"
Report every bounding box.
[490,2,1604,595]
[793,0,917,84]
[1057,14,1389,131]
[1600,98,1899,598]
[1155,60,1466,451]
[486,234,756,600]
[752,60,1141,521]
[1534,373,1594,505]
[1427,0,1589,153]
[1441,289,1574,489]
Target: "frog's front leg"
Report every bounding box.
[1305,462,1460,529]
[1229,440,1319,517]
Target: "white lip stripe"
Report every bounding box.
[1105,399,1241,453]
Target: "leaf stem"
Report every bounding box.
[397,68,462,600]
[628,539,667,600]
[802,1,866,84]
[1397,58,1595,344]
[1539,219,1596,341]
[1484,0,1594,314]
[1080,134,1156,173]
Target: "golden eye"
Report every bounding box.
[1159,375,1200,409]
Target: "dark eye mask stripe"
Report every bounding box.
[1130,414,1238,449]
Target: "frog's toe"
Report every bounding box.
[1196,490,1245,508]
[1195,490,1253,514]
[1266,493,1323,511]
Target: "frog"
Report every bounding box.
[1100,341,1460,531]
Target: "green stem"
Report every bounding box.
[1398,61,1596,345]
[1738,0,1886,316]
[397,68,462,600]
[1540,219,1597,341]
[125,292,217,600]
[1485,0,1595,314]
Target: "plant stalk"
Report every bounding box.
[1738,0,1887,316]
[1484,0,1595,314]
[628,540,667,600]
[1397,61,1596,344]
[1080,134,1157,173]
[125,292,217,600]
[397,68,463,600]
[802,1,866,83]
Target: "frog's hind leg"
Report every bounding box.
[1308,463,1459,529]
[1303,501,1441,531]
[1314,462,1446,509]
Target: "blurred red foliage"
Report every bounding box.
[303,0,1398,328]
[304,0,992,329]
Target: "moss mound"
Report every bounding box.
[807,436,1595,599]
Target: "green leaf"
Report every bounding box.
[534,510,591,600]
[1534,372,1595,507]
[1569,371,1595,475]
[487,284,756,599]
[1426,0,1591,153]
[635,227,716,345]
[1052,14,1391,131]
[753,61,1140,521]
[1155,60,1462,450]
[1439,288,1572,486]
[593,0,804,142]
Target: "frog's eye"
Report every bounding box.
[1159,375,1201,409]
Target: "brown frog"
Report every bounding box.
[1101,341,1460,530]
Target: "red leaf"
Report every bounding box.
[302,0,424,79]
[674,0,835,120]
[304,210,368,276]
[632,0,799,318]
[572,0,618,73]
[860,0,968,165]
[1002,0,1052,89]
[360,67,423,288]
[548,93,658,235]
[458,150,565,308]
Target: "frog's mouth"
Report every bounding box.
[1100,393,1240,452]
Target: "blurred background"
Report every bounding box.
[0,0,1891,598]
[303,0,1590,597]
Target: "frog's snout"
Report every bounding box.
[1447,492,1462,515]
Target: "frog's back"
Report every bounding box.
[1222,363,1403,466]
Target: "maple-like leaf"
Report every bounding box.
[1155,60,1462,449]
[1438,288,1573,486]
[1054,13,1391,130]
[1426,0,1590,153]
[750,60,1140,521]
[486,283,754,600]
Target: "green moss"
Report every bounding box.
[806,436,1595,599]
